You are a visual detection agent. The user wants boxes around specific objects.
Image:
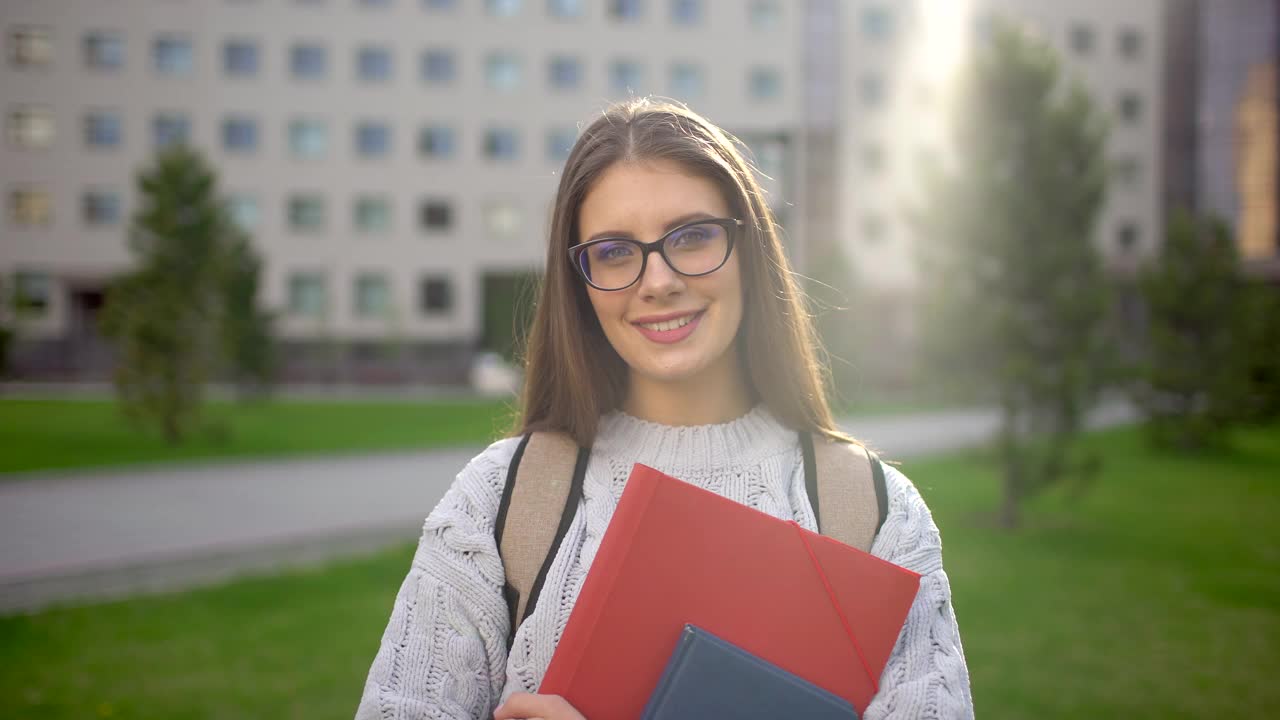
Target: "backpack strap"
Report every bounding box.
[493,432,588,649]
[801,432,888,552]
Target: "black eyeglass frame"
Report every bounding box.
[567,217,744,292]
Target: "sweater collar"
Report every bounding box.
[593,404,797,472]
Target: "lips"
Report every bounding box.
[631,310,704,345]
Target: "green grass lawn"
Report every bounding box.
[0,398,517,474]
[1,423,1277,719]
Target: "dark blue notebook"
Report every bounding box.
[640,625,860,720]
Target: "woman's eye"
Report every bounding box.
[595,243,634,261]
[669,227,710,248]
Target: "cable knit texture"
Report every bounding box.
[356,406,974,719]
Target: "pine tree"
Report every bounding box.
[914,22,1113,527]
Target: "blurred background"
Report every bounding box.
[0,0,1277,718]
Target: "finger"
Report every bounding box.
[493,692,550,720]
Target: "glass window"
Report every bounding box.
[153,35,193,75]
[547,127,576,162]
[861,143,886,174]
[1113,156,1141,188]
[860,5,893,40]
[549,55,582,90]
[14,272,51,313]
[486,52,522,91]
[11,27,53,68]
[610,0,643,21]
[669,62,703,99]
[749,67,781,100]
[748,0,779,30]
[419,275,453,315]
[84,111,122,148]
[420,199,452,231]
[10,189,53,227]
[221,116,258,153]
[287,272,327,316]
[422,0,457,11]
[671,0,700,24]
[290,43,327,79]
[609,59,643,95]
[484,201,522,239]
[354,273,392,318]
[227,195,260,230]
[420,49,456,84]
[487,0,522,17]
[483,128,520,160]
[223,39,259,77]
[548,0,583,19]
[1116,222,1140,252]
[288,194,326,232]
[418,125,456,159]
[1118,92,1142,124]
[1069,24,1094,55]
[153,112,191,148]
[355,121,392,157]
[84,32,124,70]
[354,195,392,233]
[7,107,55,149]
[82,190,121,226]
[289,119,328,158]
[1118,28,1142,60]
[357,46,393,82]
[861,214,886,244]
[360,0,394,7]
[859,73,885,106]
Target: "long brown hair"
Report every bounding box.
[517,98,849,447]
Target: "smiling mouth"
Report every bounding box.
[633,311,703,332]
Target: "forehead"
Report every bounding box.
[578,159,732,239]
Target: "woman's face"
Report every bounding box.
[575,159,744,390]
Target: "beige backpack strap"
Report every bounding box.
[493,431,587,647]
[803,433,887,552]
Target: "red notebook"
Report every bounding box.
[539,464,922,720]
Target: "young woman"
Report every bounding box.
[356,99,974,720]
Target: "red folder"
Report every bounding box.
[539,464,922,720]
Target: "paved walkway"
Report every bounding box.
[0,401,1136,613]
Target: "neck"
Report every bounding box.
[623,355,753,427]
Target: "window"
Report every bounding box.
[671,0,700,24]
[8,107,54,149]
[487,0,521,17]
[153,112,191,148]
[749,67,781,100]
[1116,222,1140,252]
[861,214,887,244]
[82,190,121,226]
[360,0,393,7]
[290,43,327,80]
[84,111,122,148]
[1069,24,1094,55]
[418,125,456,158]
[288,194,326,232]
[354,195,392,233]
[14,272,51,314]
[153,35,193,75]
[223,39,259,77]
[419,275,453,315]
[859,73,885,106]
[11,27,53,68]
[610,0,643,21]
[357,46,393,82]
[547,127,576,162]
[483,128,520,160]
[420,199,453,231]
[420,49,456,84]
[10,189,52,227]
[355,121,392,157]
[354,273,392,317]
[1118,92,1142,124]
[861,143,886,174]
[669,62,703,99]
[548,0,583,19]
[222,115,258,153]
[549,56,582,90]
[748,0,779,30]
[1113,156,1141,188]
[84,32,124,70]
[610,59,643,95]
[227,195,260,230]
[484,201,522,239]
[860,5,893,40]
[289,119,328,158]
[486,52,522,91]
[422,0,457,10]
[1118,28,1142,60]
[287,272,327,316]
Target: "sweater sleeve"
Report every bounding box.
[355,437,521,720]
[863,464,975,720]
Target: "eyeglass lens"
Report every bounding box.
[578,222,730,290]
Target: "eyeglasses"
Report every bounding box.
[568,217,742,291]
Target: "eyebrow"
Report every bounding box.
[584,211,719,243]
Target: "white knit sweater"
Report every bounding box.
[356,406,974,719]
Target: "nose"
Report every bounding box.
[635,249,685,300]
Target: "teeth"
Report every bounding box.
[639,314,696,332]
